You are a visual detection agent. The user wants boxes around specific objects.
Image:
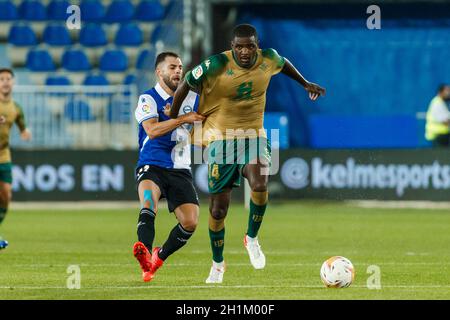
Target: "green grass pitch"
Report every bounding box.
[1,201,450,300]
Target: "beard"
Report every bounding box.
[162,75,178,92]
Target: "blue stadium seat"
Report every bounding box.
[115,23,143,46]
[64,99,94,122]
[164,0,182,19]
[83,73,109,85]
[43,24,72,46]
[62,49,91,71]
[107,98,132,123]
[104,0,134,23]
[19,0,47,21]
[0,1,18,21]
[8,24,37,46]
[150,24,179,45]
[99,49,128,71]
[26,49,56,71]
[47,0,71,21]
[136,48,155,69]
[46,75,71,85]
[123,74,136,85]
[79,23,107,47]
[135,0,165,21]
[80,0,105,22]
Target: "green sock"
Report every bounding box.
[209,228,225,263]
[0,208,7,225]
[247,200,267,238]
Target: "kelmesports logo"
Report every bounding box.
[280,157,450,197]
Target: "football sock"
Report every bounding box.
[247,191,268,238]
[137,208,156,251]
[0,208,7,225]
[209,228,225,263]
[158,223,193,261]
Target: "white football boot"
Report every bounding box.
[244,235,266,269]
[205,261,226,284]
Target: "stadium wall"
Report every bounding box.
[10,149,450,202]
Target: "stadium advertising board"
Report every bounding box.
[10,149,450,201]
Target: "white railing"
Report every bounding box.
[10,85,139,150]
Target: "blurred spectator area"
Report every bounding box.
[0,0,184,150]
[0,0,183,86]
[211,1,450,148]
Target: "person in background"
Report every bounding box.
[425,84,450,147]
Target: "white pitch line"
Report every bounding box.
[2,285,450,290]
[6,261,450,269]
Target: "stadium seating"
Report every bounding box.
[64,98,94,122]
[80,0,105,22]
[46,75,71,86]
[1,0,181,86]
[26,49,55,71]
[136,48,156,70]
[104,0,135,23]
[47,0,71,21]
[43,24,72,46]
[100,49,129,84]
[83,73,110,86]
[8,23,37,46]
[0,1,17,40]
[135,0,165,21]
[18,0,47,21]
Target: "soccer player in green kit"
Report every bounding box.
[0,68,32,250]
[169,24,325,283]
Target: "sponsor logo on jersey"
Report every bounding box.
[142,104,151,113]
[192,66,203,80]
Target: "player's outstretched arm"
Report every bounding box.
[281,58,326,101]
[143,112,204,139]
[168,80,190,119]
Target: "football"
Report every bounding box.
[320,256,355,288]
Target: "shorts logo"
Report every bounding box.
[192,66,203,80]
[142,104,151,113]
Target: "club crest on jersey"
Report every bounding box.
[192,66,203,80]
[0,115,6,124]
[183,105,192,114]
[142,104,151,113]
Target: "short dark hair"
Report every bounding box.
[0,68,14,77]
[154,52,180,69]
[438,84,449,93]
[232,24,258,40]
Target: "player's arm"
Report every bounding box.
[142,113,204,140]
[281,58,326,101]
[168,79,190,119]
[14,103,31,141]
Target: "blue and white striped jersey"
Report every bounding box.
[135,82,199,169]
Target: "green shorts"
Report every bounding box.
[207,138,271,194]
[0,163,12,184]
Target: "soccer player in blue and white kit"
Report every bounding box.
[133,52,205,282]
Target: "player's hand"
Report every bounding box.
[181,112,205,124]
[163,103,171,117]
[304,82,326,101]
[20,128,32,141]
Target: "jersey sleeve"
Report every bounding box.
[185,53,228,89]
[135,94,158,124]
[262,48,286,75]
[14,102,27,132]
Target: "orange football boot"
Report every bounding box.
[133,242,153,282]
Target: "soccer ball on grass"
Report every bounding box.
[320,256,355,288]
